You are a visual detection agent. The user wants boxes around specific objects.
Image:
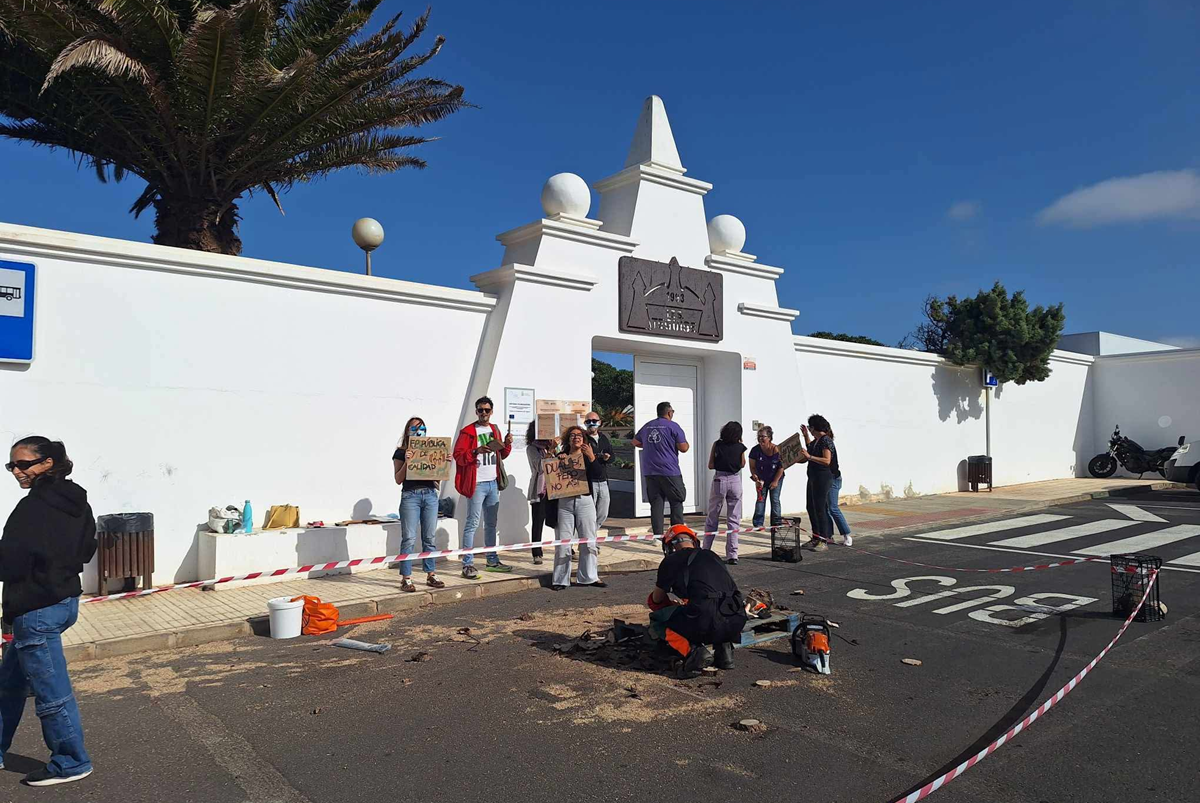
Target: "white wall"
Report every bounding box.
[1058,331,1178,356]
[0,223,494,585]
[792,337,1096,499]
[1092,348,1200,473]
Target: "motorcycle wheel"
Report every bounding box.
[1088,454,1118,478]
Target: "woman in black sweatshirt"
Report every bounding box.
[0,436,96,786]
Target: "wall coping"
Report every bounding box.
[794,335,1097,370]
[0,222,496,313]
[495,217,639,254]
[470,263,598,292]
[704,254,784,281]
[1094,346,1200,365]
[738,302,799,322]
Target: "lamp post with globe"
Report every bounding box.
[351,218,385,276]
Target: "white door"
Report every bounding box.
[634,358,701,517]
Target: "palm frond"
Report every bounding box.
[41,34,152,93]
[97,0,183,62]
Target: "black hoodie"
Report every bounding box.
[0,478,98,622]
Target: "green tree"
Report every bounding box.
[0,0,466,254]
[809,331,886,347]
[592,357,633,412]
[905,283,1065,384]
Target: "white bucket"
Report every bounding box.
[267,596,304,639]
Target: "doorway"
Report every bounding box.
[633,357,702,517]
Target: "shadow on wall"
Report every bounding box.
[172,523,207,583]
[498,484,531,544]
[1072,373,1095,478]
[932,364,983,424]
[297,525,348,578]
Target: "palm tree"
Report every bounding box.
[0,0,466,254]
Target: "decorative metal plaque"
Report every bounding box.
[617,256,723,342]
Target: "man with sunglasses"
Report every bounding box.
[453,396,514,578]
[583,412,614,531]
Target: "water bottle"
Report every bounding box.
[242,500,253,533]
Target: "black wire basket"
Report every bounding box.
[1110,554,1163,623]
[771,518,804,563]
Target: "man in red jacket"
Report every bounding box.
[452,396,513,578]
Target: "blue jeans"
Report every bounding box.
[462,480,500,566]
[0,597,91,777]
[752,475,784,527]
[829,475,852,536]
[400,487,439,576]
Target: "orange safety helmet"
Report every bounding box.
[662,524,701,554]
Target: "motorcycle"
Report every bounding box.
[1088,425,1179,478]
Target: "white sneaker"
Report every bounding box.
[843,534,854,547]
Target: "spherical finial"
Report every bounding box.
[541,173,591,218]
[352,218,385,252]
[707,215,746,254]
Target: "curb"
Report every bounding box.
[64,558,662,664]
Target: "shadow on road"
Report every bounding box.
[889,616,1070,801]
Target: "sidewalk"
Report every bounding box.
[62,477,1177,662]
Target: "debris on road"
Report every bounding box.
[754,680,772,688]
[310,708,322,715]
[701,666,719,676]
[791,589,805,596]
[735,719,767,732]
[332,638,391,654]
[407,651,433,662]
[902,658,923,667]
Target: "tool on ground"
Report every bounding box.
[336,614,394,628]
[791,614,832,675]
[744,588,774,619]
[331,638,390,653]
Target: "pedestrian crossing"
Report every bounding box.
[909,508,1200,569]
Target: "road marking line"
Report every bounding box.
[1106,503,1168,522]
[1170,551,1200,567]
[990,519,1137,548]
[914,514,1071,541]
[903,536,1200,575]
[1072,524,1200,556]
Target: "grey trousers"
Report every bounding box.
[645,474,686,535]
[591,481,610,529]
[553,494,599,586]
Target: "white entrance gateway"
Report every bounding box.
[469,95,806,526]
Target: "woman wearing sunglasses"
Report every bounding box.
[393,418,447,592]
[0,436,96,786]
[551,426,606,591]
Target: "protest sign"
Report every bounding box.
[535,399,591,439]
[542,452,588,500]
[778,432,804,468]
[404,436,453,481]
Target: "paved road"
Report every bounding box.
[5,488,1199,803]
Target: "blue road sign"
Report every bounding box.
[0,260,36,363]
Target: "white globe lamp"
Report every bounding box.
[707,214,746,255]
[352,218,385,276]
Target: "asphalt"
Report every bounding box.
[4,487,1199,803]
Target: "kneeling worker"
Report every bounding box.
[648,525,748,674]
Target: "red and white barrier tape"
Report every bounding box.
[82,524,779,604]
[888,568,1160,803]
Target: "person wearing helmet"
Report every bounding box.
[647,525,748,674]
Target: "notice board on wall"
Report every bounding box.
[535,399,591,440]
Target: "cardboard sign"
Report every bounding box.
[404,436,453,481]
[535,399,591,440]
[542,452,588,500]
[778,432,804,469]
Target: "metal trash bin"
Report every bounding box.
[1110,554,1163,622]
[96,513,155,595]
[967,455,992,493]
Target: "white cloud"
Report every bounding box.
[946,200,981,221]
[1162,335,1200,349]
[1037,169,1200,228]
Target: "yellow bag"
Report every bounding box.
[264,504,300,530]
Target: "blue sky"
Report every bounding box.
[2,1,1198,355]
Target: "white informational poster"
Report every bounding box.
[535,399,591,440]
[505,387,536,427]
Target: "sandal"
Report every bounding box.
[400,578,417,593]
[426,574,446,589]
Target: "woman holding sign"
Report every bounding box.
[393,417,447,592]
[796,414,837,552]
[525,421,559,566]
[551,426,605,590]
